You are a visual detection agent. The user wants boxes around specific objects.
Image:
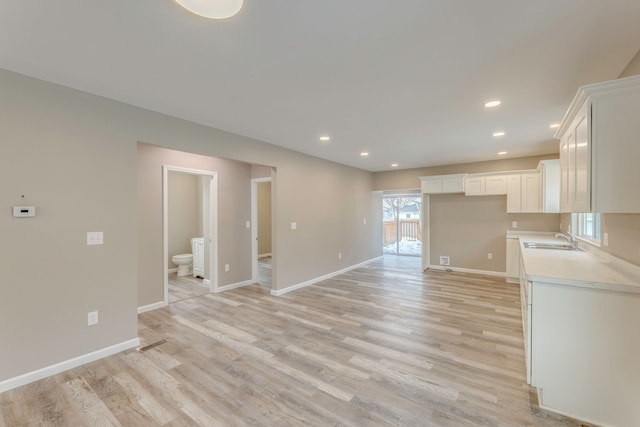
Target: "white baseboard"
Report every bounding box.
[536,389,606,427]
[271,256,383,296]
[428,265,507,278]
[137,301,167,314]
[168,268,178,273]
[215,279,254,293]
[0,338,140,393]
[202,278,211,286]
[258,253,272,258]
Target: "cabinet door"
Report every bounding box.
[485,175,507,194]
[521,173,541,212]
[541,160,560,213]
[464,176,485,195]
[573,110,590,212]
[559,135,570,212]
[423,179,442,194]
[506,174,522,212]
[442,176,464,193]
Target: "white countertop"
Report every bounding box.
[516,234,640,294]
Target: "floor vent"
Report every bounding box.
[138,339,167,352]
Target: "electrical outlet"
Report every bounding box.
[363,218,367,225]
[87,231,104,245]
[245,221,251,229]
[512,221,518,229]
[224,264,230,272]
[88,311,98,326]
[338,252,342,260]
[487,253,493,260]
[603,232,609,246]
[439,256,450,266]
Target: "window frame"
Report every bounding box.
[571,212,601,246]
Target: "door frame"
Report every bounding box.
[163,165,218,304]
[383,193,423,258]
[422,194,430,271]
[251,177,272,283]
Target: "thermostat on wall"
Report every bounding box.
[13,206,36,217]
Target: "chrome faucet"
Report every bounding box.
[555,232,578,248]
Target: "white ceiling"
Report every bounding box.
[1,1,639,171]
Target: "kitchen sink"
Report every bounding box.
[523,242,583,251]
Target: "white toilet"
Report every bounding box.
[171,253,193,276]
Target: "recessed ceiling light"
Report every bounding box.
[319,135,330,142]
[175,0,243,19]
[492,131,506,137]
[360,152,369,157]
[498,151,508,155]
[549,123,560,129]
[485,100,501,108]
[391,163,398,167]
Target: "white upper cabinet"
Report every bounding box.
[507,171,541,213]
[464,174,506,196]
[555,75,640,213]
[539,160,560,213]
[419,174,466,194]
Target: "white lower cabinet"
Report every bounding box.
[524,279,640,427]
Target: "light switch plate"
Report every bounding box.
[603,232,609,246]
[88,311,98,326]
[291,222,297,230]
[245,221,251,229]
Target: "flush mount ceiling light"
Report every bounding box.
[360,152,369,157]
[492,131,506,137]
[391,163,399,167]
[549,123,560,129]
[175,0,243,19]
[319,136,331,142]
[484,100,501,108]
[498,151,508,155]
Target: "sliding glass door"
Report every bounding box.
[382,195,422,256]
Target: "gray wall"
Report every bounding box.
[251,165,273,179]
[430,195,508,271]
[168,171,200,268]
[619,49,640,78]
[0,70,138,381]
[429,195,561,271]
[138,143,253,306]
[560,213,640,267]
[257,182,272,256]
[0,68,380,384]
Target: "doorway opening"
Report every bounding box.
[163,166,218,305]
[382,194,422,256]
[251,178,273,288]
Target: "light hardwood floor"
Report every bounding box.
[0,256,584,426]
[168,272,210,304]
